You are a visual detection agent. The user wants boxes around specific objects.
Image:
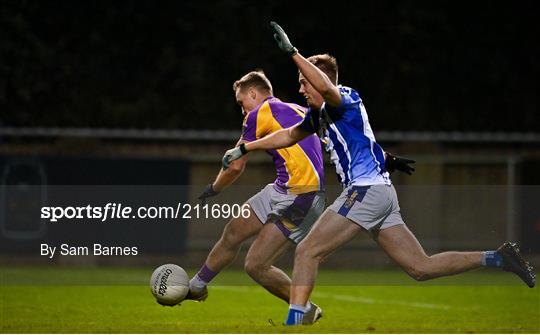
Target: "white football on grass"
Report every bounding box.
[150,264,189,306]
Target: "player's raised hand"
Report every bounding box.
[270,21,298,55]
[385,153,416,175]
[198,184,219,205]
[222,144,248,170]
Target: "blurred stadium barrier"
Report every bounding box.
[1,127,539,142]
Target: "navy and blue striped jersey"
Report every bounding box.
[298,85,390,187]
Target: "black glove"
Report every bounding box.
[270,21,298,56]
[385,153,416,175]
[198,184,219,204]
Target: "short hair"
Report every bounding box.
[232,70,273,94]
[307,54,338,85]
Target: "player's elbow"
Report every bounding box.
[283,137,297,149]
[287,127,307,146]
[244,258,268,280]
[319,85,342,106]
[319,86,334,98]
[271,133,294,149]
[295,238,325,264]
[228,161,245,174]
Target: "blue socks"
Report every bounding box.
[482,250,504,268]
[285,304,306,325]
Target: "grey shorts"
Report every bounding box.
[328,184,405,231]
[247,184,325,244]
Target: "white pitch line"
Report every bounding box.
[212,286,250,292]
[312,292,451,310]
[211,286,451,310]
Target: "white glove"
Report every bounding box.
[222,144,248,170]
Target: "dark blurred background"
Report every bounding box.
[1,1,539,266]
[1,0,538,131]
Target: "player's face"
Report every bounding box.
[298,73,324,109]
[235,88,260,116]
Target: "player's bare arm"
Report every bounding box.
[292,54,342,107]
[199,139,249,203]
[212,153,248,191]
[245,124,309,151]
[271,21,341,107]
[222,125,310,169]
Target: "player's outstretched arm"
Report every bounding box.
[212,154,248,190]
[198,140,248,203]
[222,125,310,169]
[270,21,341,107]
[291,54,342,106]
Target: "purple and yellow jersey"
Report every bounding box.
[242,97,324,194]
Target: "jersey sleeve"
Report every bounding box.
[241,104,274,142]
[241,111,258,142]
[297,108,319,134]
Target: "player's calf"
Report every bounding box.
[244,258,292,303]
[189,215,262,297]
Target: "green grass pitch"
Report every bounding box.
[1,267,538,333]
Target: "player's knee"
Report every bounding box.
[295,240,322,263]
[410,271,430,281]
[244,258,266,279]
[407,265,432,282]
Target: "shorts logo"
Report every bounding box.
[286,207,306,226]
[344,190,358,209]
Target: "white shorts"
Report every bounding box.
[328,184,405,231]
[247,184,325,244]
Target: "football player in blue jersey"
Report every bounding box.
[222,22,536,325]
